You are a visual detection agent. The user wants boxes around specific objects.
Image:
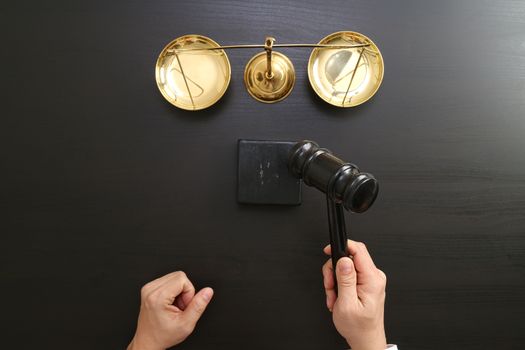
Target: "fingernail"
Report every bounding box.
[339,258,352,274]
[202,288,214,302]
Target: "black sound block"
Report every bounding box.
[237,139,302,205]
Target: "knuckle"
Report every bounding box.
[377,269,387,283]
[144,292,157,307]
[140,284,150,297]
[140,282,154,298]
[357,242,367,251]
[377,272,387,291]
[175,270,187,279]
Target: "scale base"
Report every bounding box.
[243,52,295,103]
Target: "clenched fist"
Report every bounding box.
[128,271,214,350]
[322,240,388,350]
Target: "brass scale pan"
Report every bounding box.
[155,31,384,111]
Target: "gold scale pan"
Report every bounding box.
[155,31,384,111]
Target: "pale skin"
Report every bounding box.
[323,240,388,350]
[127,271,214,350]
[128,240,387,350]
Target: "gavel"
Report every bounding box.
[288,140,379,287]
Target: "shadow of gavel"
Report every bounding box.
[288,140,379,291]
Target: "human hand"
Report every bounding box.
[322,240,387,350]
[128,271,214,350]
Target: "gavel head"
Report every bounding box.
[288,140,379,213]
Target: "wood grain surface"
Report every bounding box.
[1,0,525,349]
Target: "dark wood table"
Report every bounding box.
[2,0,524,349]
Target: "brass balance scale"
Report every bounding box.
[155,31,384,111]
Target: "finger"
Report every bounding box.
[141,271,186,296]
[175,295,186,310]
[347,240,377,275]
[325,240,377,275]
[322,260,335,290]
[322,260,336,311]
[174,288,195,311]
[156,272,195,307]
[335,257,358,304]
[179,281,196,310]
[181,287,214,329]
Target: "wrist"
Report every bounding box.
[128,334,165,350]
[345,327,387,350]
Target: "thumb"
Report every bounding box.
[336,257,358,303]
[181,287,214,327]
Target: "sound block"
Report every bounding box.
[237,139,301,205]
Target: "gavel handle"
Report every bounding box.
[327,195,350,294]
